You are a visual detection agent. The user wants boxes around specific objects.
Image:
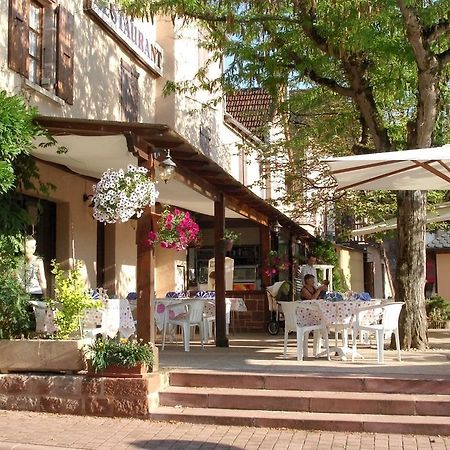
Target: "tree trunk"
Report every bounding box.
[396,190,428,350]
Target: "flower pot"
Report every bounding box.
[87,363,148,378]
[223,239,234,252]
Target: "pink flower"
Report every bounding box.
[148,231,157,242]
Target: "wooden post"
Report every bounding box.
[136,156,155,344]
[214,192,228,347]
[260,224,271,288]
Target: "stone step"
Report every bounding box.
[168,370,450,395]
[159,386,450,416]
[150,406,450,435]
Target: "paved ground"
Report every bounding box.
[158,330,450,376]
[0,410,449,450]
[1,332,449,449]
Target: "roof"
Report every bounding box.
[428,232,450,250]
[225,88,272,138]
[36,116,312,240]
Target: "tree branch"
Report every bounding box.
[438,48,450,69]
[396,0,432,72]
[424,20,450,43]
[305,69,353,97]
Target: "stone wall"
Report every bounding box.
[0,372,166,418]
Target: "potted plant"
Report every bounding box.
[85,337,154,378]
[0,259,101,373]
[263,250,290,278]
[92,164,159,223]
[223,229,240,252]
[48,260,102,339]
[147,205,200,251]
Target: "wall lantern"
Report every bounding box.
[271,219,282,235]
[158,149,177,183]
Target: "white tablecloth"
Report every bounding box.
[97,298,136,338]
[296,300,382,327]
[33,298,135,338]
[154,297,246,332]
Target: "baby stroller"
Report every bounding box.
[266,280,292,335]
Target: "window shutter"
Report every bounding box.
[120,60,140,123]
[8,0,29,77]
[56,5,74,104]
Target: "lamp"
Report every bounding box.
[271,219,282,235]
[83,194,94,207]
[158,149,177,183]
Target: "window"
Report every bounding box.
[120,60,140,123]
[28,2,43,84]
[8,0,74,104]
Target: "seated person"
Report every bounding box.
[300,274,327,300]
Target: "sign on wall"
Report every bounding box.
[86,0,163,77]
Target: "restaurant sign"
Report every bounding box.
[86,0,163,76]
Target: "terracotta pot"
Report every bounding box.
[223,239,234,252]
[87,363,148,378]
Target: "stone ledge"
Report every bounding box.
[0,371,167,419]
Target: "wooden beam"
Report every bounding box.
[136,155,155,344]
[214,193,228,347]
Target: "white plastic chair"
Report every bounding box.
[352,302,404,364]
[279,302,330,361]
[162,299,206,352]
[203,299,232,338]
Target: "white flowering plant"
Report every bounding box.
[92,165,159,223]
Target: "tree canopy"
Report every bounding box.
[119,0,450,349]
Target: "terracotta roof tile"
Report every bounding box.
[226,88,272,137]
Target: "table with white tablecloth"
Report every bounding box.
[84,298,136,338]
[154,297,247,336]
[296,299,382,359]
[33,298,135,338]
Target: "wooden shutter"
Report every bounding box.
[8,0,29,77]
[120,60,140,123]
[56,5,74,104]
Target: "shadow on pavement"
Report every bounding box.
[131,440,243,449]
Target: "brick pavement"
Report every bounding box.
[0,410,448,450]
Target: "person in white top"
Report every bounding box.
[18,236,47,298]
[298,254,318,288]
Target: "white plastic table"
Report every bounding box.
[297,299,382,359]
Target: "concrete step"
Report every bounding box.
[168,370,450,395]
[150,406,450,435]
[159,386,450,416]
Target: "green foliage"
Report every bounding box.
[0,91,56,237]
[49,260,101,339]
[426,295,450,322]
[223,229,240,242]
[0,235,32,339]
[86,338,154,372]
[309,237,344,292]
[117,0,450,233]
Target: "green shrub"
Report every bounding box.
[49,260,101,339]
[86,338,154,372]
[426,295,450,322]
[0,235,32,339]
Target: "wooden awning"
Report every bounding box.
[36,116,311,240]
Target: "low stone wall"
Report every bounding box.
[0,372,167,418]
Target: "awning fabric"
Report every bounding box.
[325,146,450,191]
[33,134,242,219]
[352,202,450,236]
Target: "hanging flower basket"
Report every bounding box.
[263,250,290,277]
[92,165,159,223]
[147,206,200,251]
